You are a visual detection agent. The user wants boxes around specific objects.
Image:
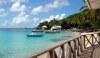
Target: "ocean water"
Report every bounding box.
[0,29,74,58]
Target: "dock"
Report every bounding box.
[31,32,100,58]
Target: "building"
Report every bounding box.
[51,26,61,30]
[85,0,100,9]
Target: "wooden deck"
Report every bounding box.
[79,44,100,58]
[31,32,100,58]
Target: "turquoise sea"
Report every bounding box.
[0,28,74,58]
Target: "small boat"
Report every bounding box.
[27,33,44,37]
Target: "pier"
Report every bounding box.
[31,32,100,58]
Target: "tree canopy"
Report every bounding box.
[37,9,100,31]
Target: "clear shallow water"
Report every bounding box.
[0,29,74,58]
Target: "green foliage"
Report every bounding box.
[37,9,100,30]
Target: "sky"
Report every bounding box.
[0,0,84,28]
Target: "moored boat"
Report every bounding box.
[27,33,44,37]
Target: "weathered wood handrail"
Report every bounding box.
[31,32,100,58]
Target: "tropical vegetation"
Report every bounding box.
[37,9,100,31]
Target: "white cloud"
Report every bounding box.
[0,8,7,16]
[10,1,26,12]
[55,13,66,19]
[32,0,69,15]
[45,16,55,22]
[11,17,40,28]
[32,6,43,15]
[11,0,25,2]
[59,13,66,19]
[8,0,29,28]
[50,13,65,21]
[40,13,66,22]
[12,12,29,25]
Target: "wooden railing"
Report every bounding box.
[31,32,100,58]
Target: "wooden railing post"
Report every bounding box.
[76,38,80,56]
[49,50,57,58]
[73,39,77,58]
[91,34,95,46]
[78,37,83,52]
[61,45,65,58]
[97,33,100,44]
[68,41,77,58]
[68,42,72,58]
[83,35,86,49]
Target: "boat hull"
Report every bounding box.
[27,34,43,37]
